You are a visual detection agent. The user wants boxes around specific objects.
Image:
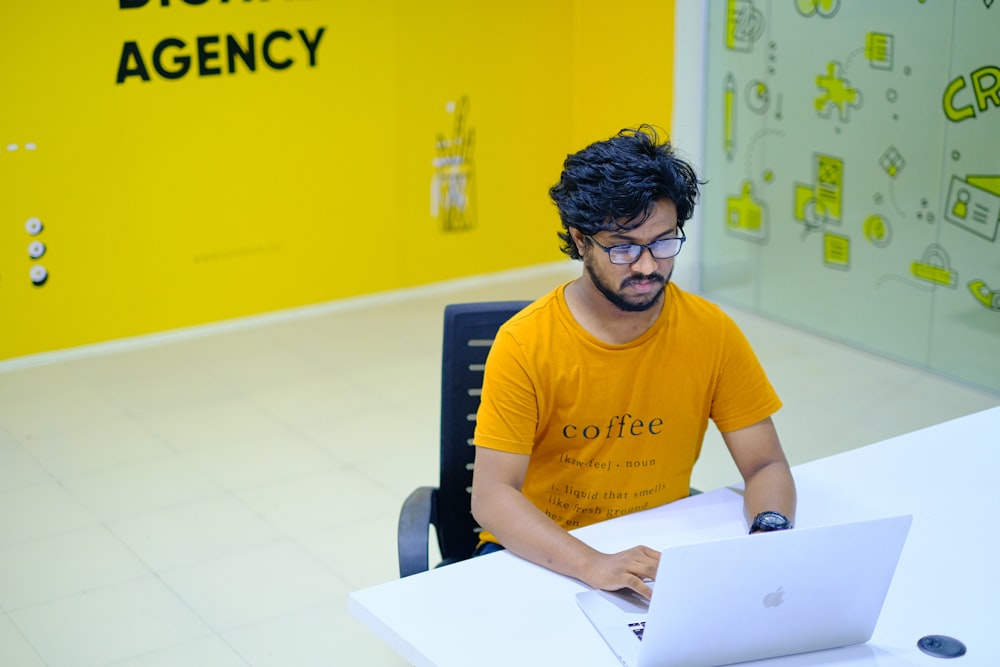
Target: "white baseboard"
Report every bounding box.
[0,261,578,374]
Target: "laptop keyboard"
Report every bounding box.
[629,621,646,640]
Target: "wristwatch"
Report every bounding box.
[749,511,793,534]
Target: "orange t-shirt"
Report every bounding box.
[474,282,781,542]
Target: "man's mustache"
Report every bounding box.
[621,273,666,289]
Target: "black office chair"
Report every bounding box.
[397,301,530,578]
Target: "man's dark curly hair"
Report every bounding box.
[550,125,703,260]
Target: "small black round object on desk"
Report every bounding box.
[917,635,967,658]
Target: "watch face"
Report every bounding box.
[754,512,791,531]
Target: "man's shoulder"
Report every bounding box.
[500,284,566,333]
[668,284,731,323]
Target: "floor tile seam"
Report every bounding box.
[0,406,135,450]
[289,509,402,555]
[0,476,107,550]
[108,470,378,577]
[0,518,208,614]
[95,634,254,667]
[286,423,364,465]
[94,475,311,570]
[155,423,306,459]
[235,371,394,428]
[135,568,251,661]
[167,425,358,493]
[123,409,237,461]
[9,404,222,471]
[41,567,223,667]
[245,533,356,594]
[0,518,142,559]
[132,520,291,575]
[213,594,354,641]
[0,607,50,667]
[276,395,441,438]
[232,387,405,467]
[103,507,288,575]
[279,400,440,461]
[0,421,22,443]
[69,478,233,527]
[58,469,229,521]
[24,445,193,493]
[2,570,179,619]
[104,385,248,425]
[273,503,402,558]
[339,456,416,502]
[0,436,65,497]
[218,474,397,559]
[149,536,355,636]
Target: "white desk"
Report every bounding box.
[350,406,1000,666]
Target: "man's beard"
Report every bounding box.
[584,261,670,313]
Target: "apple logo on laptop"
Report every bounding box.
[762,587,785,608]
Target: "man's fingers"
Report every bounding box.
[629,546,660,580]
[585,546,662,599]
[629,577,654,600]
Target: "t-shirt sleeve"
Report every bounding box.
[710,315,783,433]
[473,328,538,455]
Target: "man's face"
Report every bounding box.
[574,199,680,313]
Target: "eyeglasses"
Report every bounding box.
[587,230,686,265]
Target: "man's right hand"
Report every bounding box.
[583,545,661,600]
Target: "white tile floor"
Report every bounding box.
[1,262,997,667]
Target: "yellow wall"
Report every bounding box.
[0,1,674,361]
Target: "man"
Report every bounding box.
[470,125,796,600]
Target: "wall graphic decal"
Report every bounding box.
[431,96,477,233]
[703,0,1000,393]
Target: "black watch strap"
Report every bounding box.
[749,511,793,534]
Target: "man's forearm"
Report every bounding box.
[471,484,601,581]
[742,460,797,526]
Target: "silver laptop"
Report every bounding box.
[576,515,912,667]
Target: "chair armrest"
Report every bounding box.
[398,486,438,578]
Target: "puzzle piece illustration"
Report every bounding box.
[815,62,862,121]
[726,180,768,243]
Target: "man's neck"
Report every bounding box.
[563,278,665,345]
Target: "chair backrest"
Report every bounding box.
[436,301,530,563]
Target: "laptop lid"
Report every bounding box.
[576,515,913,667]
